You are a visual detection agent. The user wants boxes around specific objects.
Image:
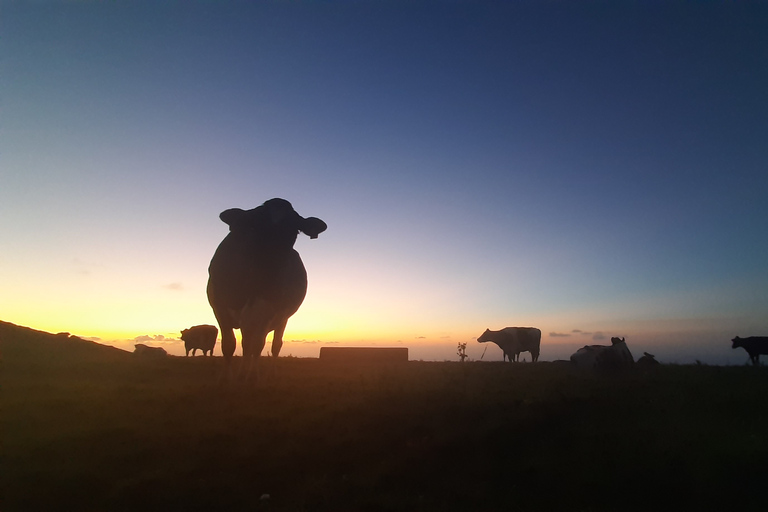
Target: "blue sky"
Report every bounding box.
[2,1,767,363]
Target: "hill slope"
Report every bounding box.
[1,320,131,367]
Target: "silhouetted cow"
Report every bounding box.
[133,344,167,357]
[208,198,326,380]
[636,351,660,369]
[571,336,634,371]
[477,327,541,362]
[181,324,218,356]
[731,336,768,366]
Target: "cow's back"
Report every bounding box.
[743,337,768,355]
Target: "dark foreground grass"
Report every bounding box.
[3,322,768,511]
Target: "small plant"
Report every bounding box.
[457,342,468,362]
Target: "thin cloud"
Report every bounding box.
[163,282,184,291]
[133,334,170,343]
[549,332,571,338]
[592,332,606,341]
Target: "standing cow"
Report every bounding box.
[732,336,768,366]
[181,324,218,356]
[477,327,541,362]
[208,198,326,380]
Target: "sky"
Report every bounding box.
[2,1,767,364]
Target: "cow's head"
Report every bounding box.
[732,336,743,349]
[610,336,625,345]
[477,329,492,343]
[220,198,327,240]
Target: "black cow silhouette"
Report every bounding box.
[477,327,541,362]
[732,336,768,366]
[180,324,218,356]
[207,198,326,379]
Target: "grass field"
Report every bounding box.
[3,321,768,511]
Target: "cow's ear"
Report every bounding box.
[299,217,327,239]
[219,208,248,228]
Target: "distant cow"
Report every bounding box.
[181,324,218,356]
[133,344,167,357]
[477,327,541,362]
[732,336,768,366]
[571,336,633,371]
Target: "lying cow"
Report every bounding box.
[134,344,167,357]
[732,336,768,366]
[570,336,634,371]
[181,324,218,356]
[636,352,660,369]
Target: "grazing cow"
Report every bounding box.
[133,344,167,357]
[207,198,326,380]
[180,324,218,356]
[477,327,541,362]
[570,336,634,371]
[731,336,768,366]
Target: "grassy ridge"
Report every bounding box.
[3,321,768,511]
